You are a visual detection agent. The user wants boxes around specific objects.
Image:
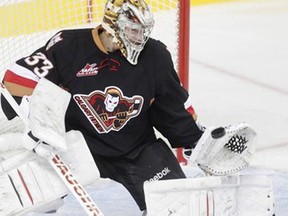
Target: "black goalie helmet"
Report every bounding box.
[102,0,155,65]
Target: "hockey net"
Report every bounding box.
[0,0,190,164]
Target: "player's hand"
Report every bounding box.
[116,111,127,120]
[113,112,128,128]
[99,113,108,121]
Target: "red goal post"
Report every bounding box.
[177,0,190,165]
[0,0,190,164]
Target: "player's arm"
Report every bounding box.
[1,31,69,119]
[4,81,34,96]
[1,55,48,119]
[1,81,34,120]
[150,43,203,149]
[1,81,35,120]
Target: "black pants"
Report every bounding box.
[93,139,186,211]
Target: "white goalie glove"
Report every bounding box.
[188,122,257,176]
[20,78,71,157]
[27,78,71,152]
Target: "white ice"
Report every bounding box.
[22,0,288,215]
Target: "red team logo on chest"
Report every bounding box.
[73,87,143,133]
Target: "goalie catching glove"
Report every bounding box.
[187,122,257,176]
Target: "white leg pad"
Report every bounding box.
[0,157,66,216]
[0,130,100,215]
[144,175,275,216]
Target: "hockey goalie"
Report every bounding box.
[0,0,276,214]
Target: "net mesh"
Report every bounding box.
[0,0,180,79]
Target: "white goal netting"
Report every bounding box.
[0,0,182,79]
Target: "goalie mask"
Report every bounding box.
[102,0,155,65]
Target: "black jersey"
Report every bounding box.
[3,26,202,157]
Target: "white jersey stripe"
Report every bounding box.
[8,63,40,83]
[184,95,193,109]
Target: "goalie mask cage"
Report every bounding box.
[0,0,190,164]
